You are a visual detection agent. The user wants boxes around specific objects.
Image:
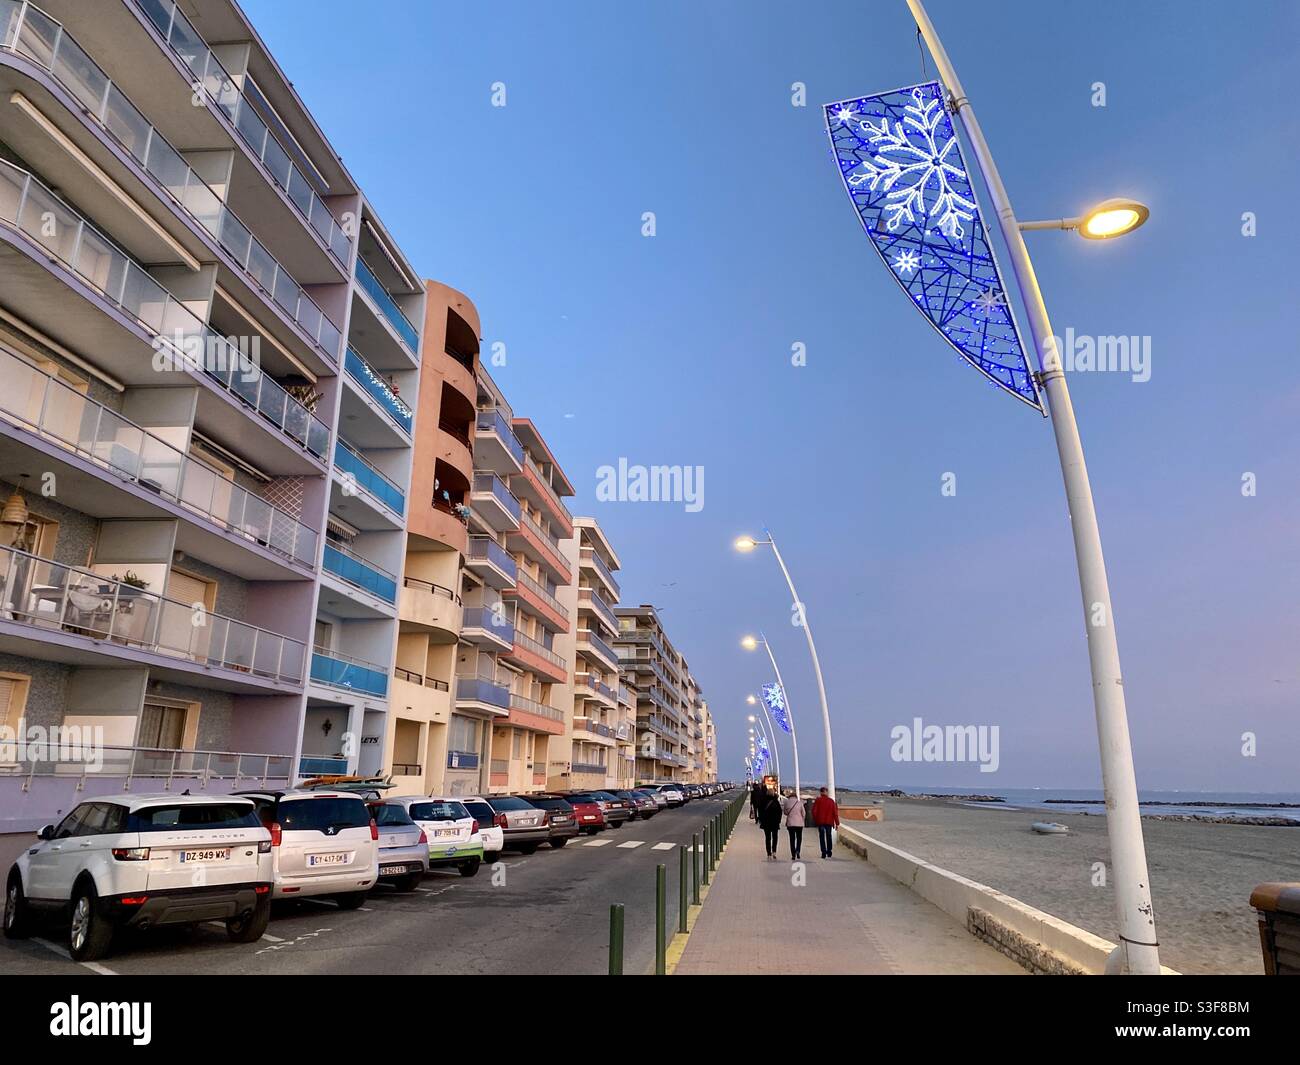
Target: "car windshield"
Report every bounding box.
[370,803,415,827]
[463,802,495,822]
[128,803,260,832]
[409,801,469,822]
[489,796,536,812]
[276,797,370,831]
[566,794,595,803]
[527,798,572,811]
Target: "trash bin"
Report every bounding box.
[1250,882,1300,975]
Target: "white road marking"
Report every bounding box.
[616,840,645,849]
[583,838,613,847]
[261,932,285,942]
[651,842,676,851]
[204,921,284,944]
[32,937,116,976]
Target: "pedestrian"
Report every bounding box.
[758,787,782,860]
[781,787,805,860]
[811,787,840,859]
[749,780,762,822]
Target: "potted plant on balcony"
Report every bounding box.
[284,383,323,413]
[109,571,149,615]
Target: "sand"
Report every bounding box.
[840,793,1300,975]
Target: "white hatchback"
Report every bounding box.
[388,796,485,876]
[234,790,378,907]
[4,794,273,961]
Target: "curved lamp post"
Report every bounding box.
[735,530,835,800]
[741,632,801,797]
[905,0,1160,975]
[747,696,782,780]
[747,712,776,779]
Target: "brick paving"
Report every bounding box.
[673,814,1024,975]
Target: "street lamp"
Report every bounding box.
[734,529,834,799]
[903,0,1160,975]
[747,701,782,779]
[741,632,801,797]
[1018,197,1150,240]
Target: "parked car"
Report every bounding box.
[460,798,505,863]
[479,795,551,854]
[563,794,607,834]
[638,787,669,809]
[523,796,580,847]
[390,797,484,876]
[586,790,632,827]
[613,789,658,819]
[367,801,428,892]
[656,784,686,807]
[5,794,273,961]
[233,789,378,908]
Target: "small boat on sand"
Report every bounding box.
[1031,821,1069,835]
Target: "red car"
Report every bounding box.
[565,794,606,835]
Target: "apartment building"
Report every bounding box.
[551,517,628,793]
[614,605,705,784]
[0,0,424,853]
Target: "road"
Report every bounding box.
[0,793,738,976]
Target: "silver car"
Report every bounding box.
[484,796,550,853]
[368,801,428,892]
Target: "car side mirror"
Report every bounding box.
[36,825,54,841]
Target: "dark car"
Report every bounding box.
[585,791,632,827]
[485,796,551,854]
[563,794,607,835]
[612,789,657,819]
[524,795,580,848]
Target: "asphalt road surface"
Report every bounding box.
[0,793,739,976]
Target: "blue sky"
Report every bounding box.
[245,0,1299,791]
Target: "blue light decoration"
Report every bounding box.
[760,682,792,735]
[824,81,1043,413]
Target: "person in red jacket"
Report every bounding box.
[811,787,840,859]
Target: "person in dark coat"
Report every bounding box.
[757,788,782,859]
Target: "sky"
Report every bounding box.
[244,0,1299,792]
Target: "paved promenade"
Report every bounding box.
[673,814,1024,975]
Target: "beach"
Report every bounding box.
[839,793,1300,974]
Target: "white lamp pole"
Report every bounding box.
[907,0,1160,974]
[748,702,782,781]
[744,632,801,798]
[736,529,835,800]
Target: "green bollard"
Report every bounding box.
[692,831,700,904]
[702,824,711,885]
[609,903,624,975]
[679,845,688,933]
[655,864,666,975]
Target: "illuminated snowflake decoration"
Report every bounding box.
[825,81,1043,412]
[761,682,791,734]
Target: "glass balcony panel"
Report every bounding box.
[281,397,309,444]
[18,183,79,261]
[52,34,108,116]
[102,85,152,161]
[165,9,207,79]
[297,298,321,342]
[284,166,313,218]
[137,433,183,496]
[117,265,169,334]
[144,132,189,201]
[13,4,57,67]
[355,258,418,351]
[135,0,171,35]
[216,209,252,269]
[318,317,341,359]
[272,268,299,316]
[245,237,278,292]
[235,94,268,154]
[262,133,292,191]
[257,377,287,431]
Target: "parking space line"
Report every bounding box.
[616,840,645,849]
[651,842,676,851]
[32,937,116,976]
[583,838,613,847]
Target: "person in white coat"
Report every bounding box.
[780,788,806,861]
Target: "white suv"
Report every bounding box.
[234,789,378,906]
[4,794,273,961]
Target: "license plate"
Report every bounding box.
[307,852,350,867]
[180,848,229,863]
[520,818,537,826]
[435,829,458,838]
[381,863,414,875]
[582,815,595,821]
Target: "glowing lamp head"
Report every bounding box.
[1079,198,1149,240]
[734,535,757,553]
[740,635,758,651]
[746,694,757,705]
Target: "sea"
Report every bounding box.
[843,786,1300,822]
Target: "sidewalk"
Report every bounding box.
[673,815,1024,975]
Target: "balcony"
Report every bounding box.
[344,347,413,435]
[397,577,462,637]
[578,587,619,633]
[299,755,349,777]
[0,344,319,573]
[470,471,520,531]
[310,647,388,699]
[128,0,352,266]
[321,541,397,604]
[454,675,510,715]
[515,454,573,536]
[507,690,566,735]
[571,762,608,777]
[0,542,306,685]
[466,535,516,589]
[334,439,405,518]
[0,160,332,461]
[392,667,450,725]
[577,628,619,672]
[508,628,567,683]
[505,568,568,632]
[510,512,571,583]
[355,257,419,355]
[474,408,523,473]
[580,547,620,600]
[0,1,344,364]
[575,717,616,747]
[461,606,513,650]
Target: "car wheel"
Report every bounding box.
[226,894,271,943]
[3,872,33,940]
[458,859,481,877]
[68,881,114,962]
[334,892,367,910]
[550,837,568,849]
[515,843,539,855]
[390,874,421,894]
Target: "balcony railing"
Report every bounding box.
[322,540,397,603]
[0,1,343,361]
[510,568,564,617]
[467,535,517,582]
[462,606,514,644]
[446,750,479,770]
[0,543,306,682]
[579,628,618,666]
[580,547,621,599]
[472,472,521,523]
[0,344,319,566]
[299,755,349,777]
[344,347,412,433]
[455,675,510,710]
[475,408,523,466]
[129,0,352,265]
[310,646,388,698]
[401,576,459,603]
[0,742,292,789]
[572,762,607,776]
[512,628,564,670]
[0,160,331,459]
[334,439,405,515]
[394,665,450,691]
[522,453,572,528]
[578,587,619,633]
[355,257,419,353]
[509,691,565,723]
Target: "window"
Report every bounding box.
[408,801,469,822]
[314,620,334,650]
[128,803,261,832]
[0,672,31,738]
[448,715,479,753]
[138,702,187,750]
[275,797,369,832]
[511,731,522,758]
[53,805,91,839]
[369,803,414,827]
